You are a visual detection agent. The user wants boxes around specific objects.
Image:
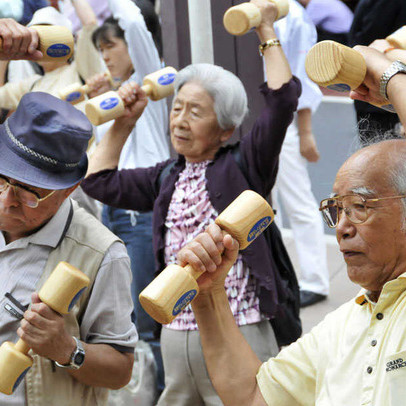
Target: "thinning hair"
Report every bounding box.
[173,63,248,130]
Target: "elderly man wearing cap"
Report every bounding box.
[0,92,137,405]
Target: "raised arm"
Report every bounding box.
[108,0,161,81]
[69,0,97,28]
[181,224,268,406]
[350,46,406,128]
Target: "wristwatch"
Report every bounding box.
[379,60,406,100]
[55,336,85,370]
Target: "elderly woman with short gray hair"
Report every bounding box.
[81,0,301,404]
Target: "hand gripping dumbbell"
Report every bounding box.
[59,71,116,105]
[139,190,275,324]
[223,0,289,36]
[0,25,74,62]
[85,66,177,125]
[304,40,396,113]
[0,262,90,395]
[386,26,406,50]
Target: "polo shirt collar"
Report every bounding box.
[355,272,406,305]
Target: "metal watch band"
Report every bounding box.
[55,336,85,370]
[258,38,281,56]
[379,60,406,100]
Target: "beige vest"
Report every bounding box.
[24,201,121,406]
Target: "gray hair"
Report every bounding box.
[173,63,248,130]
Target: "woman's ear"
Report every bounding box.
[220,127,235,143]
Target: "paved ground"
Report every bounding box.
[281,228,360,335]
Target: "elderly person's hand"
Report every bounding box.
[252,0,278,36]
[0,19,42,60]
[115,81,148,130]
[17,293,76,365]
[177,224,239,294]
[349,45,393,106]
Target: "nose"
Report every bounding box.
[0,186,19,208]
[101,49,109,63]
[171,109,189,129]
[336,209,356,241]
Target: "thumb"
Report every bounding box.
[31,292,41,304]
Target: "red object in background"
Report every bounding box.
[49,0,60,11]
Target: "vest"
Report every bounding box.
[24,201,121,406]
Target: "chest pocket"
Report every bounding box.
[386,350,406,405]
[0,293,28,340]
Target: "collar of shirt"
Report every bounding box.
[0,199,71,251]
[355,271,406,306]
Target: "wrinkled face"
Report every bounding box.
[170,82,232,163]
[98,34,133,81]
[333,148,406,298]
[0,175,73,243]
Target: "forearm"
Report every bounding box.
[86,121,132,176]
[68,343,134,389]
[297,108,312,136]
[259,26,292,90]
[70,0,97,27]
[192,289,265,406]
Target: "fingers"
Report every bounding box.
[0,19,41,60]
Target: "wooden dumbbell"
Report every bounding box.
[223,0,289,36]
[386,26,406,50]
[85,66,177,125]
[0,262,90,395]
[59,72,115,105]
[305,40,395,112]
[0,25,74,62]
[139,190,274,324]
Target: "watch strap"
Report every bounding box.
[55,336,85,370]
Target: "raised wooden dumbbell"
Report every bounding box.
[386,26,406,50]
[59,72,115,105]
[223,0,289,36]
[305,40,395,112]
[0,262,90,395]
[85,66,177,125]
[0,25,74,62]
[139,190,274,324]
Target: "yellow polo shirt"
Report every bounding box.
[257,273,406,406]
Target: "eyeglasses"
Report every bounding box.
[319,194,406,228]
[0,175,56,208]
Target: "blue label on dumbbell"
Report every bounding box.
[46,44,71,58]
[100,97,119,110]
[247,216,272,243]
[66,92,82,102]
[13,367,30,393]
[172,290,197,316]
[68,287,86,312]
[158,73,176,86]
[327,83,351,92]
[381,104,396,113]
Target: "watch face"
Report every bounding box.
[74,351,85,366]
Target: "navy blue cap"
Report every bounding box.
[0,92,92,190]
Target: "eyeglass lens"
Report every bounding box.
[322,195,368,227]
[0,177,39,208]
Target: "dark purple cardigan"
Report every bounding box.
[82,78,301,318]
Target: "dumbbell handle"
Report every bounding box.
[14,340,30,355]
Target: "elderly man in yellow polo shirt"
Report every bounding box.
[174,46,406,406]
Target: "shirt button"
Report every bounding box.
[367,366,373,374]
[371,339,377,347]
[376,313,384,320]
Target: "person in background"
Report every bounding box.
[299,0,353,45]
[87,0,170,396]
[271,0,329,307]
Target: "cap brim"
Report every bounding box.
[0,126,87,190]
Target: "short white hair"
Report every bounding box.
[173,63,248,130]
